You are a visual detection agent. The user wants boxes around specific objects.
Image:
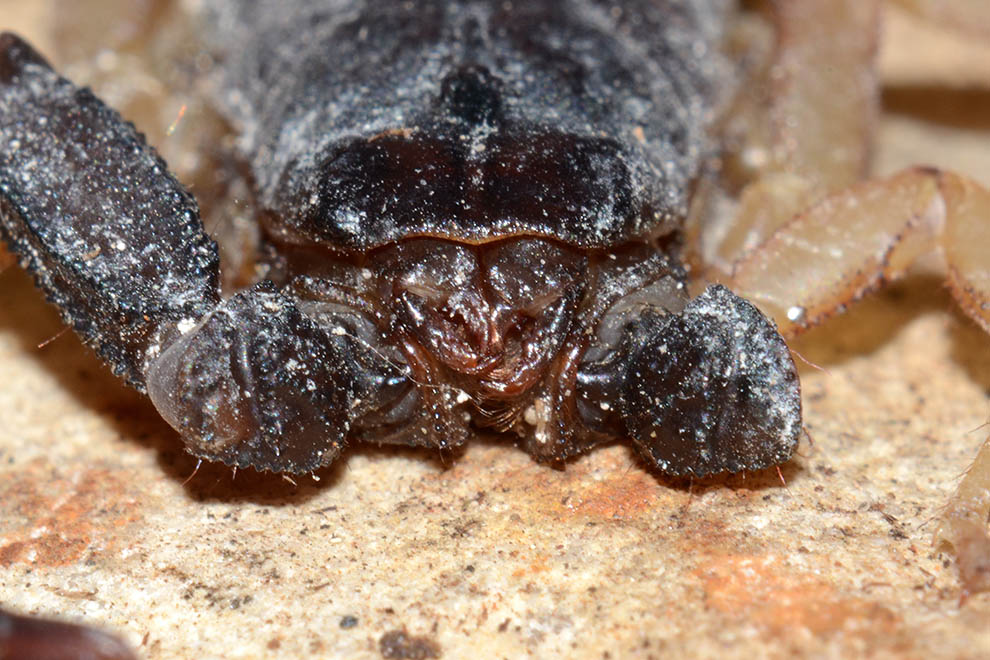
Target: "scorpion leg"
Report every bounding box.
[936,437,990,596]
[729,167,943,335]
[893,0,990,40]
[932,172,990,594]
[729,168,990,336]
[728,167,990,593]
[0,33,406,473]
[697,0,880,272]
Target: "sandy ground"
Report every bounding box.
[2,3,990,659]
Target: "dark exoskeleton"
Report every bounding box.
[0,0,800,477]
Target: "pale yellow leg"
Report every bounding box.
[941,172,990,333]
[729,168,990,337]
[936,437,990,595]
[936,175,990,595]
[893,0,990,41]
[697,0,880,272]
[729,167,944,335]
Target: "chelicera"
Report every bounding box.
[0,0,988,592]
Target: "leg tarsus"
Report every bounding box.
[935,437,990,595]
